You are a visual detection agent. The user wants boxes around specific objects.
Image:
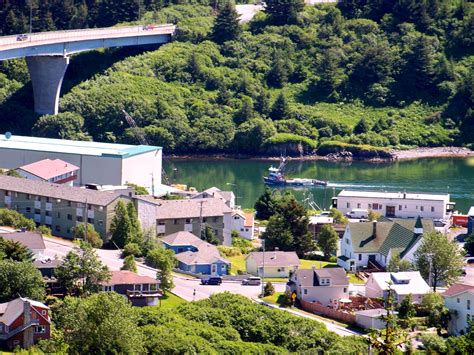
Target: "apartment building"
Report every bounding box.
[135,196,233,245]
[0,175,130,240]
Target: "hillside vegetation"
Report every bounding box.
[0,1,473,156]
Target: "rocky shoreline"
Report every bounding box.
[167,147,474,162]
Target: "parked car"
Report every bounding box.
[16,34,28,41]
[346,209,369,219]
[201,276,222,285]
[242,276,261,286]
[465,257,474,265]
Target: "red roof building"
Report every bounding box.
[0,298,51,349]
[16,159,79,186]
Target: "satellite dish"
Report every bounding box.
[5,132,12,139]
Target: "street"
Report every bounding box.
[43,237,285,301]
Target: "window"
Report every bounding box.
[241,228,244,231]
[358,254,362,261]
[34,209,41,214]
[420,206,424,212]
[77,216,83,222]
[35,196,40,201]
[431,206,435,212]
[67,201,72,207]
[27,194,31,200]
[45,211,50,217]
[56,212,61,218]
[67,214,72,220]
[373,203,379,210]
[357,203,361,208]
[34,325,46,334]
[5,191,10,196]
[158,221,165,225]
[368,203,372,209]
[468,300,471,310]
[103,286,113,291]
[88,204,93,210]
[173,219,178,225]
[98,220,103,226]
[457,298,460,303]
[55,225,61,232]
[46,197,50,203]
[185,218,192,224]
[41,309,47,315]
[345,238,349,245]
[203,218,207,223]
[399,205,402,211]
[213,217,218,223]
[87,218,94,224]
[26,207,31,213]
[346,202,350,208]
[344,287,347,293]
[467,314,471,323]
[303,289,307,295]
[14,192,18,197]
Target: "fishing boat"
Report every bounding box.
[263,158,328,187]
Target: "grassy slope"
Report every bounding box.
[160,292,187,309]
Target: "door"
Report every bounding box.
[386,206,396,217]
[211,264,217,276]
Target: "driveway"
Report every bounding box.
[43,237,286,301]
[236,4,263,23]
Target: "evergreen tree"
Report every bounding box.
[254,187,280,220]
[127,201,143,246]
[270,93,291,120]
[110,201,134,248]
[211,1,241,44]
[0,238,33,262]
[202,225,219,245]
[317,224,338,260]
[234,96,255,125]
[354,118,371,134]
[398,293,416,319]
[267,56,288,88]
[264,281,275,296]
[121,255,137,272]
[255,88,271,117]
[386,251,412,272]
[265,0,305,25]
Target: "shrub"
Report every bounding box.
[263,282,275,297]
[218,246,242,258]
[123,243,142,257]
[37,225,52,236]
[0,209,36,230]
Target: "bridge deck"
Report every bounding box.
[0,24,175,53]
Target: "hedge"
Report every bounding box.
[317,141,393,159]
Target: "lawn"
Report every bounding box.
[228,254,246,275]
[262,292,285,305]
[160,292,187,310]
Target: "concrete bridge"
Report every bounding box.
[0,24,175,115]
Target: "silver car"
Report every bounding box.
[242,276,261,286]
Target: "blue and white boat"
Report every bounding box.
[263,158,328,187]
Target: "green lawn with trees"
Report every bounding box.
[0,1,472,155]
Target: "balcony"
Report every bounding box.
[34,200,41,209]
[34,214,41,223]
[76,208,83,217]
[157,225,166,234]
[87,210,94,218]
[45,216,52,225]
[4,196,11,204]
[45,202,52,211]
[184,223,193,232]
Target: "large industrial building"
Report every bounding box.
[0,134,162,189]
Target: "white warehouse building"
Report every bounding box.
[332,190,455,220]
[0,134,162,189]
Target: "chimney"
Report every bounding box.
[372,220,377,237]
[22,299,34,348]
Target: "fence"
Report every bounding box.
[300,299,356,324]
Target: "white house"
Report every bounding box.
[287,267,349,306]
[337,217,434,272]
[355,309,398,330]
[444,282,474,335]
[246,251,300,278]
[230,210,254,240]
[333,190,455,220]
[16,159,79,186]
[365,272,430,304]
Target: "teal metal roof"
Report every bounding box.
[0,134,161,158]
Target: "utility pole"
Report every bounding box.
[261,239,265,297]
[199,200,207,239]
[83,199,88,243]
[427,253,434,290]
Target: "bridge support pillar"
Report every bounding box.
[26,55,70,115]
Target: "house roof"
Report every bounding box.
[337,190,450,202]
[356,308,397,318]
[443,283,474,297]
[293,268,349,287]
[0,175,126,206]
[1,231,45,251]
[17,159,79,180]
[33,258,62,269]
[247,251,300,268]
[0,298,49,326]
[101,271,159,287]
[348,219,434,257]
[175,250,230,266]
[160,231,221,257]
[369,272,430,296]
[192,187,234,205]
[244,212,254,228]
[154,198,232,219]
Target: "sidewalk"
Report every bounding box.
[253,299,364,337]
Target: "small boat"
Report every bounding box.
[263,158,328,187]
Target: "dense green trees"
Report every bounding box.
[265,0,305,25]
[0,209,36,230]
[0,237,33,262]
[317,224,339,260]
[145,247,175,294]
[0,260,45,302]
[121,255,138,272]
[211,1,241,44]
[111,201,142,248]
[73,223,103,248]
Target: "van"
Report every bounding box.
[242,276,261,286]
[200,276,222,285]
[346,209,369,219]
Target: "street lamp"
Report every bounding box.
[260,239,265,298]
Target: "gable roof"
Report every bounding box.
[348,219,434,257]
[244,212,254,228]
[247,251,300,268]
[293,268,349,287]
[160,231,221,257]
[443,283,474,298]
[17,159,79,180]
[0,298,49,326]
[175,250,230,266]
[369,271,430,295]
[154,198,232,219]
[192,187,234,205]
[1,231,45,251]
[0,175,126,206]
[101,271,159,286]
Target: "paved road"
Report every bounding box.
[43,237,285,301]
[0,24,175,51]
[236,4,263,23]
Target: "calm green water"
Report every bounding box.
[164,157,474,214]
